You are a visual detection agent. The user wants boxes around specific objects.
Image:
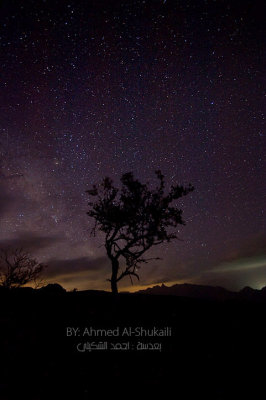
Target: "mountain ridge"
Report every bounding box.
[134,282,264,300]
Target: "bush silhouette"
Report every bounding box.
[0,247,46,289]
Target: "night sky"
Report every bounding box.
[0,0,265,291]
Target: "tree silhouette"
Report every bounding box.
[0,248,46,289]
[86,170,194,294]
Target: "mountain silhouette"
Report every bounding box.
[136,283,266,301]
[39,283,66,293]
[238,286,261,299]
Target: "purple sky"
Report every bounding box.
[0,0,265,291]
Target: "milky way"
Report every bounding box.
[0,0,265,291]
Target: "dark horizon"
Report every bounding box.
[13,279,266,295]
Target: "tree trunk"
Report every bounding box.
[111,258,119,294]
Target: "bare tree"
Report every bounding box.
[0,248,46,289]
[86,170,194,294]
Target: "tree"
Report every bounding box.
[86,170,194,294]
[0,248,46,289]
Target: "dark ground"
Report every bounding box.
[1,288,266,399]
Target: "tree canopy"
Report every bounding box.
[87,170,194,293]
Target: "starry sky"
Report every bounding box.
[0,0,265,291]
